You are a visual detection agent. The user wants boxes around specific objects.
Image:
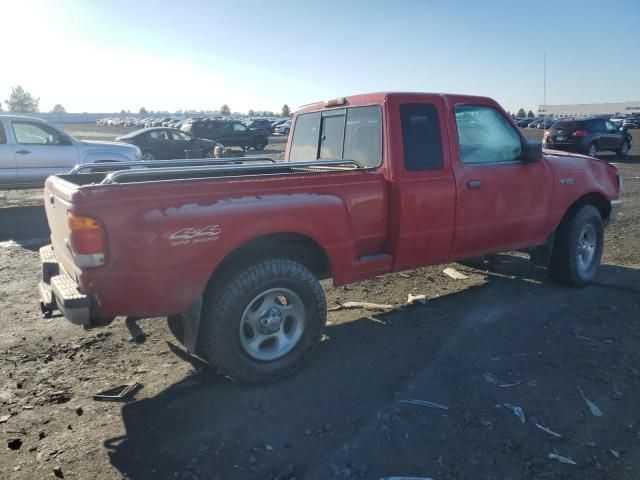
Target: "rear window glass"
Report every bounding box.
[319,113,345,160]
[400,104,443,171]
[290,106,382,167]
[289,112,321,162]
[553,120,581,130]
[343,106,382,168]
[0,122,5,144]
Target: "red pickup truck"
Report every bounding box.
[40,92,621,383]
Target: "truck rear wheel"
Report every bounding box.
[200,259,326,384]
[549,205,603,286]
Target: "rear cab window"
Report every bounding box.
[400,103,444,171]
[289,105,382,168]
[0,122,6,144]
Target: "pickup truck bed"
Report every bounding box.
[39,91,621,384]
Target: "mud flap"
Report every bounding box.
[182,297,203,354]
[529,232,556,267]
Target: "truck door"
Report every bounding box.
[449,102,552,258]
[387,96,457,269]
[0,121,17,185]
[11,120,78,185]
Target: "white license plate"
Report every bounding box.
[555,135,565,142]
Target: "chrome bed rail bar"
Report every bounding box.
[68,156,276,174]
[99,159,363,185]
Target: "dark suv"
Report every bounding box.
[543,117,632,157]
[180,119,268,150]
[244,119,273,136]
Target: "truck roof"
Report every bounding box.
[296,92,495,114]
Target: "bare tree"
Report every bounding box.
[281,104,291,117]
[220,104,231,115]
[51,104,66,113]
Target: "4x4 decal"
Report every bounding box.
[169,225,221,246]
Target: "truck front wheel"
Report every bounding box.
[200,259,327,384]
[549,205,603,286]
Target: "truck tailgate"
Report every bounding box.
[44,177,79,279]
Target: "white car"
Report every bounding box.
[274,120,291,135]
[0,115,142,187]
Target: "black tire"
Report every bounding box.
[616,140,630,157]
[586,142,598,158]
[200,259,326,384]
[548,205,603,286]
[283,128,290,134]
[253,136,267,151]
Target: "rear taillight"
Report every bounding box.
[68,212,105,267]
[572,130,588,137]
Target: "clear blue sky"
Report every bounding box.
[2,0,639,114]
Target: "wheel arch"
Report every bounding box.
[560,192,611,226]
[208,232,332,289]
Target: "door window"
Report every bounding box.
[13,121,63,145]
[605,121,619,133]
[0,123,6,144]
[171,131,191,141]
[233,123,247,132]
[400,104,443,171]
[148,130,169,140]
[454,105,522,164]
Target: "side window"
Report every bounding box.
[0,123,6,144]
[593,119,606,133]
[454,105,522,164]
[343,106,382,167]
[319,111,345,160]
[171,131,191,141]
[13,121,60,145]
[233,123,247,132]
[400,103,443,171]
[289,112,321,162]
[605,121,618,132]
[148,130,168,140]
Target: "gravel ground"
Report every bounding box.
[0,126,638,480]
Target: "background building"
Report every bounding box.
[538,101,640,118]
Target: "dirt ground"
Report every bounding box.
[1,126,639,480]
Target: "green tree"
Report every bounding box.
[139,107,148,114]
[527,110,534,118]
[516,108,526,118]
[51,104,66,113]
[5,85,39,112]
[248,109,255,116]
[281,104,291,117]
[220,104,231,115]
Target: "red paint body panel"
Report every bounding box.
[43,92,621,318]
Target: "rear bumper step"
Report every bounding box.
[39,245,90,325]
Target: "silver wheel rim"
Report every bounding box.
[239,288,305,361]
[142,152,154,160]
[576,223,597,274]
[588,144,597,157]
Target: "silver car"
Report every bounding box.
[0,115,142,187]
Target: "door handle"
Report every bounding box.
[16,149,31,155]
[467,179,482,189]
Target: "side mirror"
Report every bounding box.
[520,140,542,162]
[55,134,72,145]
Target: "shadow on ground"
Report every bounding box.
[104,256,640,480]
[0,205,49,251]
